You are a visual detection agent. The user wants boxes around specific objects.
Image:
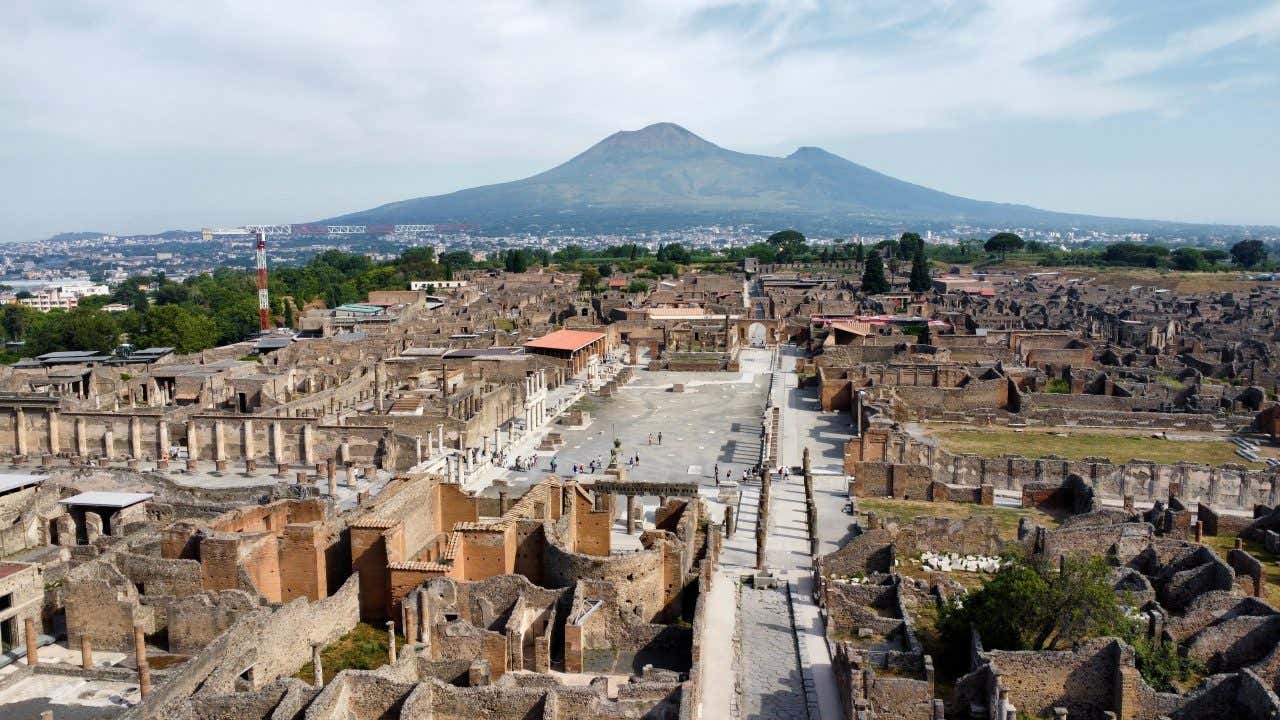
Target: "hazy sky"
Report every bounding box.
[3,0,1279,241]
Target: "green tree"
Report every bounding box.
[578,266,601,293]
[1230,239,1268,269]
[984,232,1025,258]
[656,243,690,264]
[768,230,807,261]
[133,305,220,353]
[554,244,586,263]
[1170,247,1206,271]
[939,555,1124,652]
[908,246,932,292]
[154,281,192,305]
[854,242,865,264]
[597,262,613,279]
[898,232,924,258]
[860,249,890,294]
[626,279,650,293]
[1201,248,1229,265]
[1,304,34,341]
[503,249,530,273]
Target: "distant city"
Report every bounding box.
[5,223,1276,309]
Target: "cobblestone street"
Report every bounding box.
[739,585,808,720]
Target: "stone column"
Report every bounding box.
[157,421,169,460]
[102,428,115,460]
[81,636,93,669]
[437,424,444,451]
[340,439,351,465]
[414,437,423,465]
[14,407,27,457]
[311,642,324,686]
[625,495,635,534]
[76,417,88,457]
[24,617,38,665]
[404,610,417,652]
[243,419,255,463]
[302,424,315,466]
[186,422,200,462]
[213,420,226,462]
[386,621,398,663]
[272,421,285,466]
[48,410,60,455]
[327,458,337,496]
[130,416,142,459]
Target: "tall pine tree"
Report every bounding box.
[861,249,890,294]
[908,246,931,293]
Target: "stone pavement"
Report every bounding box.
[739,584,809,720]
[770,347,844,720]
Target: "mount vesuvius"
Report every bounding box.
[322,123,1195,232]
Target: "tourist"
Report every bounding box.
[714,462,719,480]
[657,432,663,445]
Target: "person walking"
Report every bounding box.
[714,463,719,482]
[648,433,653,445]
[657,432,663,445]
[725,468,732,484]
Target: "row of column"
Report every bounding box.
[7,409,327,469]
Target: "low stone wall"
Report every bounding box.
[882,431,1279,512]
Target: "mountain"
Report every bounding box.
[322,123,1209,233]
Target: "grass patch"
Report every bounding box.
[857,497,1061,540]
[931,429,1263,468]
[1203,534,1280,606]
[295,623,402,684]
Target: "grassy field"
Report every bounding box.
[857,497,1062,540]
[1203,534,1280,606]
[931,429,1263,468]
[295,623,403,684]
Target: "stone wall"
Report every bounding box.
[883,431,1279,512]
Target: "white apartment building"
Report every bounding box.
[18,283,110,312]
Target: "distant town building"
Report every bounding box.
[17,283,109,312]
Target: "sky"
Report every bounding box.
[2,0,1279,241]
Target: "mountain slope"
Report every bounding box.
[323,123,1147,230]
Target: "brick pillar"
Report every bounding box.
[725,505,735,538]
[134,624,147,666]
[24,617,38,665]
[138,661,152,698]
[625,495,634,534]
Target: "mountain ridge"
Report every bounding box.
[322,123,1245,232]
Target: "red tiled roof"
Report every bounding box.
[524,329,605,352]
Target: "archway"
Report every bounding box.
[747,322,767,347]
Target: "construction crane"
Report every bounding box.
[201,226,287,332]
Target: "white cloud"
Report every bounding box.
[1,0,1278,234]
